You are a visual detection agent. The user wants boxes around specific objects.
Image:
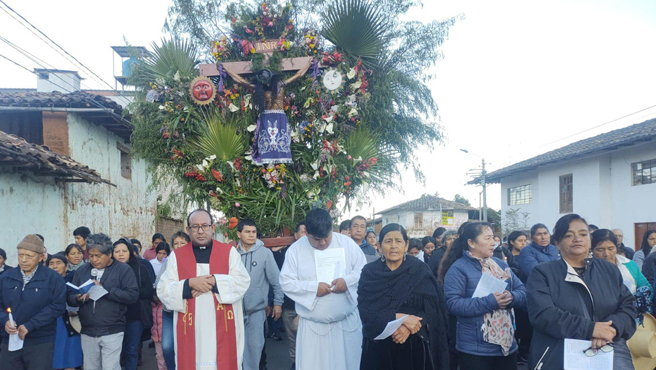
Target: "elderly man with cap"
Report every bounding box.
[0,234,67,370]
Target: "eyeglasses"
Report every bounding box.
[583,343,613,357]
[190,224,212,232]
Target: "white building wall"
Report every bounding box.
[380,209,470,238]
[609,142,656,249]
[0,114,156,265]
[498,140,656,248]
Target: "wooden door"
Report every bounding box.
[635,222,656,250]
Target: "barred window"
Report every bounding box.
[632,159,656,186]
[559,174,573,214]
[508,184,532,206]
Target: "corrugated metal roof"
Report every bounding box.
[378,195,476,214]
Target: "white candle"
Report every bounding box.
[8,311,14,327]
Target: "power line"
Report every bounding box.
[0,0,131,105]
[0,35,98,92]
[0,53,131,126]
[537,103,656,149]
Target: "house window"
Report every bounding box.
[117,142,131,180]
[0,112,43,144]
[632,159,656,186]
[414,213,423,229]
[507,184,532,206]
[559,174,573,214]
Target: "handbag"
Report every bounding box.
[137,266,154,329]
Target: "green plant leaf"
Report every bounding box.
[193,111,245,161]
[321,0,389,69]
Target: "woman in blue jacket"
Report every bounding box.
[518,223,560,278]
[442,222,526,370]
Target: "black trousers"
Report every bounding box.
[0,340,54,370]
[458,352,518,370]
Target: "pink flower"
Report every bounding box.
[235,202,241,207]
[347,155,352,160]
[268,22,273,27]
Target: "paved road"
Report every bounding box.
[139,336,292,370]
[139,337,527,370]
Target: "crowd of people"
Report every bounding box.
[0,209,655,370]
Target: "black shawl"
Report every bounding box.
[358,255,450,370]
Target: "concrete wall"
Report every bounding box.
[380,209,470,238]
[0,113,157,265]
[499,141,656,248]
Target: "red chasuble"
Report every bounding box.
[175,240,238,370]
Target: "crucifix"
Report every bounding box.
[198,41,317,165]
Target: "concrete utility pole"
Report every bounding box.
[481,158,488,222]
[461,149,488,222]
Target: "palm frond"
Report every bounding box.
[139,38,199,85]
[193,111,245,161]
[345,126,379,161]
[321,0,389,69]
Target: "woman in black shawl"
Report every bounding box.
[358,223,450,370]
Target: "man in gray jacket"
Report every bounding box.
[237,219,283,370]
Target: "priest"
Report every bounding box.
[157,209,251,370]
[280,208,366,370]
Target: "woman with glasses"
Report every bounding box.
[526,214,637,370]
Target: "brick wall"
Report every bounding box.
[42,112,70,156]
[156,217,185,242]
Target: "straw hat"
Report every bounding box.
[628,313,656,370]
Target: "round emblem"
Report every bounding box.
[322,69,343,91]
[252,261,258,267]
[189,76,217,105]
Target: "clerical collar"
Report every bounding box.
[193,242,212,250]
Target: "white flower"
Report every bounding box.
[331,105,339,112]
[195,164,204,172]
[228,103,239,112]
[350,81,362,90]
[227,161,236,171]
[247,124,257,132]
[216,187,224,194]
[326,122,334,134]
[174,71,181,82]
[348,108,358,118]
[347,68,356,79]
[311,160,320,171]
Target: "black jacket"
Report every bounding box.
[619,243,635,260]
[125,260,153,322]
[67,260,139,337]
[0,265,67,346]
[641,251,656,287]
[427,246,447,278]
[526,258,636,370]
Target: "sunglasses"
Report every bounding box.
[583,343,613,357]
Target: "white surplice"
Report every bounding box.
[279,232,366,370]
[157,246,250,370]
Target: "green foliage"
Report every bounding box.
[454,194,471,206]
[132,38,199,87]
[193,111,246,161]
[321,0,388,69]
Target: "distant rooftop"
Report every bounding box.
[379,195,477,214]
[111,46,150,58]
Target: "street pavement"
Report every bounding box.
[138,337,527,370]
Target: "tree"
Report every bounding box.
[163,0,462,182]
[487,208,501,235]
[502,208,530,236]
[454,194,471,206]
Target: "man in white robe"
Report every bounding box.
[158,209,250,370]
[280,208,366,370]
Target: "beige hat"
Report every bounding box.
[628,313,656,370]
[17,234,46,254]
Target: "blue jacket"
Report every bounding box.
[444,251,526,356]
[0,265,67,346]
[519,242,559,278]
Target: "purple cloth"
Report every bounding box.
[252,110,292,165]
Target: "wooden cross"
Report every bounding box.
[200,40,317,77]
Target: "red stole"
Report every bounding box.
[175,240,238,370]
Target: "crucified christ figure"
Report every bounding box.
[223,58,313,165]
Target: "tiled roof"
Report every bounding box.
[0,130,113,185]
[0,91,132,140]
[469,118,656,184]
[378,195,476,214]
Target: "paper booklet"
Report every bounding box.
[66,279,95,294]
